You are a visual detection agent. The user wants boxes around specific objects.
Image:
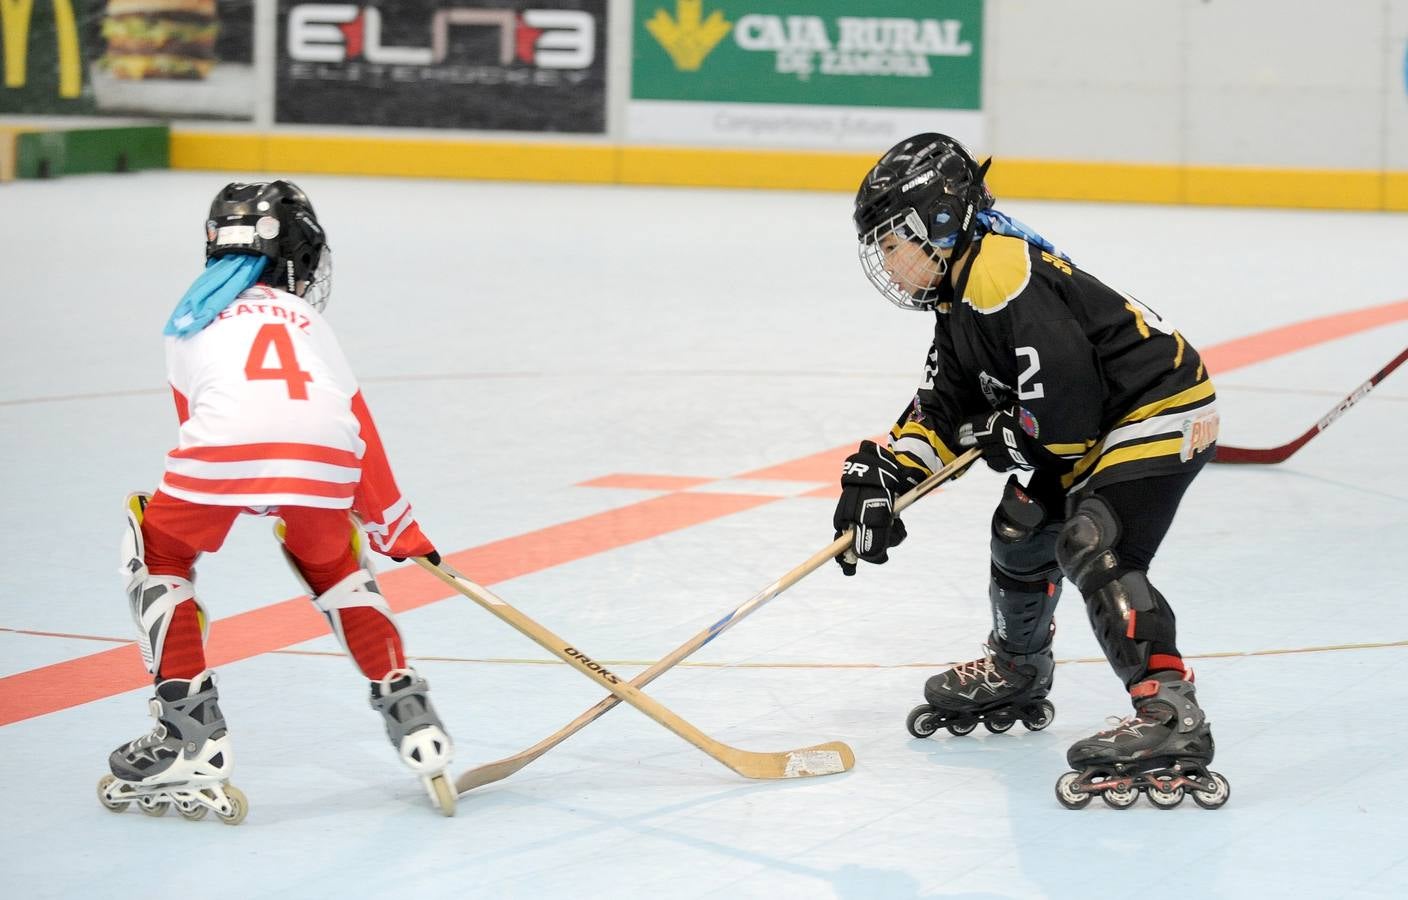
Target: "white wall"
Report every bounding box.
[984,0,1408,170]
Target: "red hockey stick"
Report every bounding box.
[1213,346,1408,464]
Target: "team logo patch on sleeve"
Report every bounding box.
[1181,411,1220,461]
[1019,407,1039,438]
[909,394,926,423]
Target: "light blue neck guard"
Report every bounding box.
[164,254,267,337]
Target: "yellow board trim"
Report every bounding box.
[0,126,23,182]
[168,133,1408,211]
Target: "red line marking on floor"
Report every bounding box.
[4,298,1404,727]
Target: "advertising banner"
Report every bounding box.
[275,0,606,133]
[1,0,255,119]
[630,0,983,150]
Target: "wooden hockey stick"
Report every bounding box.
[1213,346,1407,464]
[416,558,858,782]
[452,447,981,793]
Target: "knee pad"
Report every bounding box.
[311,567,403,671]
[1056,494,1122,592]
[990,475,1062,583]
[1082,569,1177,687]
[121,492,207,675]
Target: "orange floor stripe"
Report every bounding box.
[0,492,774,726]
[1201,298,1408,375]
[738,442,868,482]
[4,297,1405,727]
[576,473,715,491]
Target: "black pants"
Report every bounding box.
[1023,467,1199,574]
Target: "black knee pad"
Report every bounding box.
[991,475,1061,583]
[1082,569,1177,687]
[1056,494,1121,592]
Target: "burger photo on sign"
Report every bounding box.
[90,0,254,119]
[100,0,220,80]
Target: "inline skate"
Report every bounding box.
[370,668,456,816]
[1055,672,1229,810]
[906,638,1055,738]
[98,671,248,825]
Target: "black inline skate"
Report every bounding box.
[1055,671,1229,810]
[906,638,1055,738]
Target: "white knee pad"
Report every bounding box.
[311,568,403,673]
[120,492,207,675]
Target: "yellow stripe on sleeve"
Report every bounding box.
[891,419,959,467]
[1116,379,1216,426]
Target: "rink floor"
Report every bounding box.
[2,172,1406,899]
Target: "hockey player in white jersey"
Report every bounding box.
[98,181,456,822]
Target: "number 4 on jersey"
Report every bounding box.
[245,324,312,400]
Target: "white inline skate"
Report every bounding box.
[370,668,455,816]
[98,671,248,825]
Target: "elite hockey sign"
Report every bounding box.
[277,0,606,132]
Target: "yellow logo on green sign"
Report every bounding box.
[646,0,732,72]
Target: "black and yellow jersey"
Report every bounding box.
[887,233,1219,493]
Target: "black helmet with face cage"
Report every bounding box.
[854,134,993,310]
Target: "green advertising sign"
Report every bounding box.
[633,0,983,109]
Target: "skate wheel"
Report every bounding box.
[1054,771,1092,810]
[984,716,1015,734]
[1192,771,1230,810]
[1146,777,1184,809]
[96,775,129,813]
[217,785,248,826]
[1101,784,1139,809]
[1022,700,1056,732]
[905,704,940,739]
[177,800,209,821]
[138,796,170,817]
[946,718,978,737]
[430,774,456,817]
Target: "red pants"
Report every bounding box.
[141,491,404,681]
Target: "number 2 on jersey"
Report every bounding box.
[244,324,312,400]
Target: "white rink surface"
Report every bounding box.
[1,172,1406,899]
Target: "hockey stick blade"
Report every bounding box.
[415,558,856,782]
[452,447,981,793]
[1214,346,1407,464]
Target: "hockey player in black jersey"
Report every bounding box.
[832,133,1229,809]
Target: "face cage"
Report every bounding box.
[303,246,333,313]
[857,210,949,311]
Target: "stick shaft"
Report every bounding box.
[453,448,979,792]
[1214,346,1407,464]
[417,559,853,782]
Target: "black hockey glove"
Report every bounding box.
[959,405,1045,473]
[832,440,920,575]
[391,550,441,566]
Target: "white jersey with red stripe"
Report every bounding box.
[158,285,419,540]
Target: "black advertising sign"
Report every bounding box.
[275,0,606,132]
